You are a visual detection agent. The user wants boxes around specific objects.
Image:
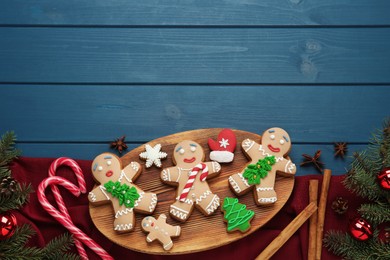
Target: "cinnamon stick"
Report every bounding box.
[308,180,319,260]
[315,169,332,260]
[256,202,318,260]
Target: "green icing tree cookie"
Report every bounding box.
[222,197,255,233]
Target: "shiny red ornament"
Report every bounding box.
[0,212,17,240]
[349,217,373,241]
[378,167,390,190]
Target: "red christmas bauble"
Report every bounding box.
[0,212,17,240]
[378,167,390,190]
[349,217,373,241]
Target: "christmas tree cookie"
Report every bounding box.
[222,197,254,233]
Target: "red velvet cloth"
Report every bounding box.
[10,157,359,260]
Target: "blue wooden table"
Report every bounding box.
[1,1,389,176]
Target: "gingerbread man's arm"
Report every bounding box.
[161,166,181,184]
[204,161,221,179]
[241,139,261,160]
[88,185,111,205]
[146,232,157,242]
[274,158,296,177]
[157,214,181,237]
[121,161,142,183]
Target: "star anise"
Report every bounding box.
[334,142,348,158]
[300,150,324,173]
[110,136,128,154]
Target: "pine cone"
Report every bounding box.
[0,176,18,197]
[331,197,349,215]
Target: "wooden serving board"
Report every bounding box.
[89,128,295,255]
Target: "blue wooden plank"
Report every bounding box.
[1,28,390,84]
[14,142,367,176]
[0,85,388,143]
[0,1,389,26]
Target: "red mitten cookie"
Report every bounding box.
[88,153,158,232]
[161,140,221,222]
[208,128,237,163]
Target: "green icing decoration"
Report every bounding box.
[222,197,254,232]
[104,180,140,208]
[243,155,276,185]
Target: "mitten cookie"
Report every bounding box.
[141,214,181,251]
[88,153,158,232]
[160,140,221,222]
[208,128,237,163]
[228,127,296,205]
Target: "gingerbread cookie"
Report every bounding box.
[139,143,167,168]
[160,140,221,222]
[141,214,181,251]
[88,153,158,232]
[228,127,296,205]
[208,128,237,163]
[222,197,254,233]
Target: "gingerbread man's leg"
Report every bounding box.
[195,190,220,216]
[113,204,135,232]
[228,172,253,195]
[169,200,194,222]
[254,172,277,205]
[133,189,158,213]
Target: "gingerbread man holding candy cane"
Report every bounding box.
[228,127,296,205]
[88,153,157,232]
[161,140,221,222]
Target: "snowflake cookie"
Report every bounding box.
[139,143,168,168]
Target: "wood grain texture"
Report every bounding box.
[89,129,294,254]
[1,28,390,83]
[0,0,389,26]
[0,85,388,143]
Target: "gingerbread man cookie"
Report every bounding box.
[160,140,221,222]
[88,153,158,232]
[141,214,181,251]
[228,127,296,205]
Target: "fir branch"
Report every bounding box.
[324,231,390,260]
[359,202,390,226]
[0,183,32,213]
[0,131,21,167]
[42,233,80,260]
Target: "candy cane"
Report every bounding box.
[179,163,208,202]
[47,157,88,259]
[38,176,113,260]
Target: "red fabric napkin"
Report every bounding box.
[10,157,358,260]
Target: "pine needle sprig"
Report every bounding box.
[41,233,80,260]
[0,183,32,213]
[0,131,21,167]
[358,202,390,226]
[324,231,390,260]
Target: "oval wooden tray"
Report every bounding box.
[89,128,294,255]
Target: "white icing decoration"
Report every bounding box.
[99,185,110,200]
[89,192,97,202]
[280,139,285,145]
[229,176,241,193]
[258,145,284,162]
[206,195,220,214]
[179,148,185,155]
[270,134,275,140]
[139,144,168,168]
[195,190,211,204]
[238,173,250,187]
[118,170,132,183]
[212,161,221,172]
[170,206,188,220]
[149,193,158,212]
[285,160,296,173]
[243,139,255,152]
[114,223,133,231]
[134,191,144,208]
[98,166,103,171]
[219,138,229,148]
[258,197,277,203]
[106,160,112,166]
[164,241,173,250]
[190,146,196,152]
[130,162,139,171]
[115,208,133,218]
[162,169,170,181]
[210,151,234,163]
[256,186,274,192]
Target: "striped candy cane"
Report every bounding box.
[179,163,208,202]
[48,158,87,258]
[38,158,113,260]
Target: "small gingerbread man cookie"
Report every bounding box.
[160,140,221,222]
[88,153,158,232]
[141,214,181,251]
[228,127,296,205]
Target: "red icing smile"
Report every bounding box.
[184,157,196,163]
[106,170,113,177]
[268,144,280,153]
